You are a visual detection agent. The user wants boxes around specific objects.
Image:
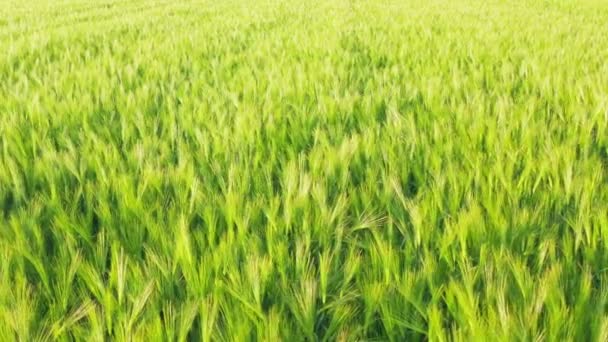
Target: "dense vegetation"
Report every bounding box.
[1,0,607,340]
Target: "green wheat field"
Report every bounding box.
[1,0,608,340]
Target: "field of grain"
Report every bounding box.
[1,0,608,340]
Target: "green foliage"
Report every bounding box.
[1,0,608,340]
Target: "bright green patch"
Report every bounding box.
[1,0,608,340]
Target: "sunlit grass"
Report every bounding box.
[1,0,608,340]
